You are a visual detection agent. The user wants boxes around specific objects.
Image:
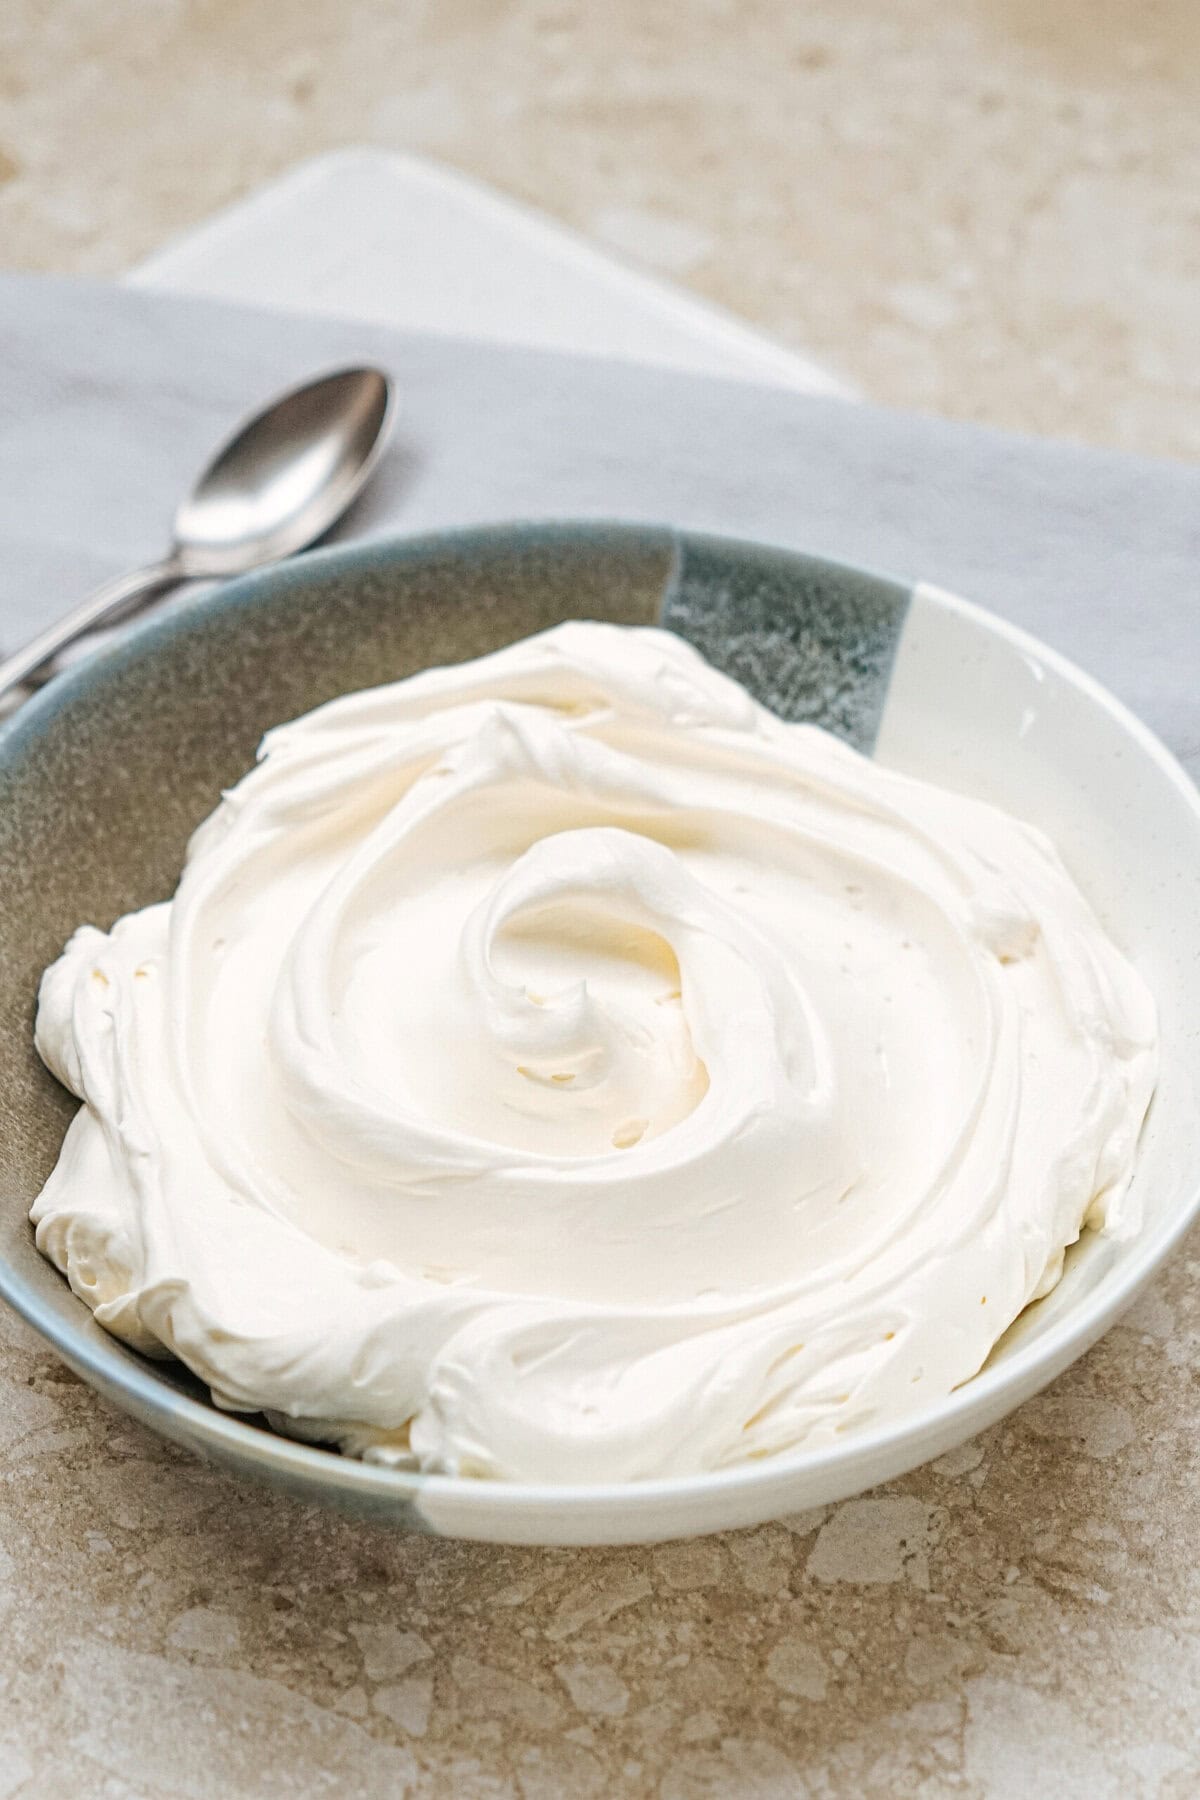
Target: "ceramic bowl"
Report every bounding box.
[1,523,1197,1546]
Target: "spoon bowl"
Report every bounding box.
[173,367,395,576]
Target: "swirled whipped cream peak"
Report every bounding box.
[32,620,1157,1483]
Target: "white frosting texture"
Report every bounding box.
[32,621,1158,1483]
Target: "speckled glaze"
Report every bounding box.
[662,536,908,752]
[1,524,1197,1553]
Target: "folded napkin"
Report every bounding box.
[1,274,1196,778]
[129,148,853,399]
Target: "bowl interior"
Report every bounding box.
[876,581,1200,1361]
[0,523,1196,1545]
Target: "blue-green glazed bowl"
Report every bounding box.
[1,523,1197,1544]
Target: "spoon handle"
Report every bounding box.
[0,556,185,702]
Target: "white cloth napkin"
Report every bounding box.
[2,273,1197,780]
[128,149,854,399]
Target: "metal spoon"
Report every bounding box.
[0,366,395,702]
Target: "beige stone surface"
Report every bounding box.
[2,0,1200,458]
[1,3,1199,1796]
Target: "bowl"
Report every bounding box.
[1,522,1197,1546]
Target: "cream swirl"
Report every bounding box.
[31,621,1158,1482]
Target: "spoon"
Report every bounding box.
[0,366,395,701]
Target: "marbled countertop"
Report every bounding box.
[3,0,1199,461]
[1,4,1198,1795]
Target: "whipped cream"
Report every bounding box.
[32,622,1157,1483]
